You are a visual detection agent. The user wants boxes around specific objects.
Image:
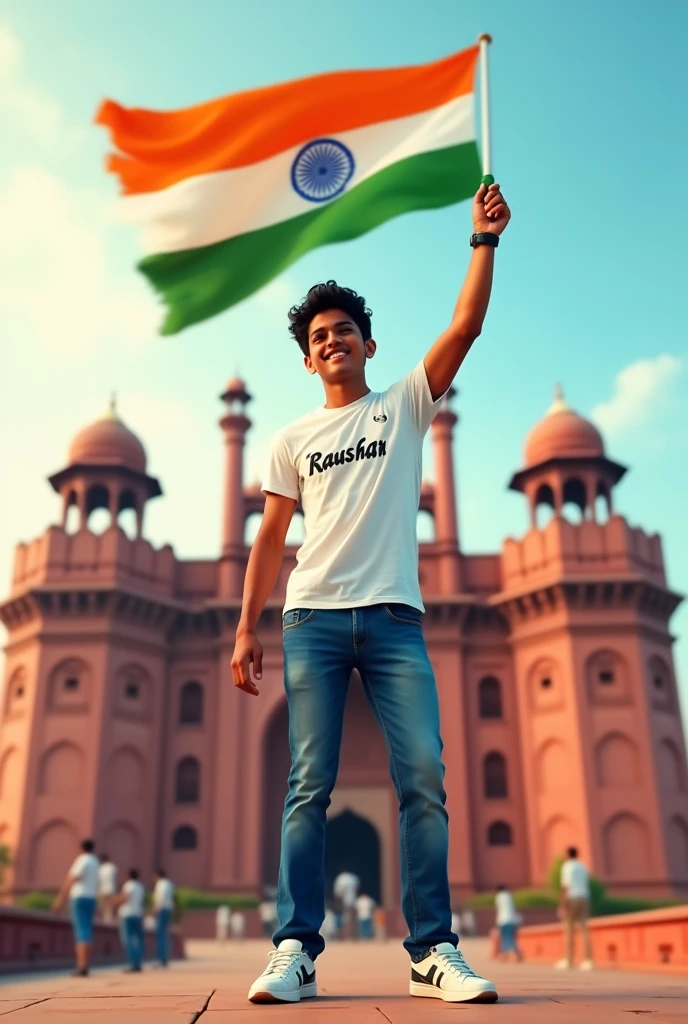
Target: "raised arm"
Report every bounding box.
[231,491,297,696]
[423,182,510,401]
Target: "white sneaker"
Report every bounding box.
[410,943,498,1003]
[580,959,594,971]
[555,958,572,970]
[248,939,317,1004]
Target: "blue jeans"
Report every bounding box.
[273,605,456,962]
[499,922,518,952]
[120,915,144,968]
[156,908,171,964]
[358,917,374,940]
[70,896,96,943]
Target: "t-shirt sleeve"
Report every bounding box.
[399,360,447,436]
[261,432,300,501]
[69,854,83,879]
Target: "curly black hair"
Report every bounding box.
[288,281,372,356]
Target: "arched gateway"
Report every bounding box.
[261,673,396,909]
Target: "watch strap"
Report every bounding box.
[470,232,499,248]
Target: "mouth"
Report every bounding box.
[324,347,350,362]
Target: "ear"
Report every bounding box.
[303,354,317,376]
[364,338,377,360]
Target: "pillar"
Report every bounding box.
[430,388,461,594]
[218,378,252,598]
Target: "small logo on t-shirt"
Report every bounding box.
[373,413,387,422]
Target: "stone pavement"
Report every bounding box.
[1,939,687,1022]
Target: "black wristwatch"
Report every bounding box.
[470,232,499,248]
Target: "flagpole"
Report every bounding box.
[477,33,494,186]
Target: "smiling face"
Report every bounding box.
[304,307,376,381]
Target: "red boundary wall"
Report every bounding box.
[0,906,185,974]
[510,905,688,973]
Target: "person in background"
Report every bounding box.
[52,837,100,977]
[152,869,175,967]
[216,904,231,943]
[460,908,476,937]
[450,907,461,938]
[97,853,117,924]
[230,909,247,941]
[557,846,593,971]
[494,885,522,963]
[355,891,376,940]
[113,869,146,973]
[322,906,337,940]
[259,892,278,938]
[333,868,360,939]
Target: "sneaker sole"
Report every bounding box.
[249,984,317,1004]
[410,981,498,1003]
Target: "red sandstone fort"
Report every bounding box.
[1,380,687,906]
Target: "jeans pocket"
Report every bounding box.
[282,608,317,631]
[383,603,423,626]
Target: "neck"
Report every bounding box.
[322,375,370,409]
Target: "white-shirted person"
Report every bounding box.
[113,869,146,972]
[557,846,593,970]
[152,869,175,966]
[52,837,100,977]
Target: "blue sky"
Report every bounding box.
[1,0,687,714]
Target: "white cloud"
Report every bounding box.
[0,25,67,146]
[0,166,161,354]
[591,355,683,437]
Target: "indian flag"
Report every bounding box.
[97,46,481,335]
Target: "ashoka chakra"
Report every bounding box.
[291,138,355,202]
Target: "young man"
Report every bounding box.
[494,885,522,962]
[113,869,146,973]
[557,846,593,970]
[53,837,100,977]
[152,869,175,967]
[231,181,510,1004]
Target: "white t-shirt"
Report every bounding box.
[262,362,444,612]
[355,894,376,921]
[495,890,518,925]
[333,871,360,908]
[69,853,100,899]
[153,878,175,911]
[560,858,590,899]
[98,861,117,896]
[118,879,145,918]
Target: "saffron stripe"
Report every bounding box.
[96,47,478,194]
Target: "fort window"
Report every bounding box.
[541,676,552,689]
[586,650,629,705]
[478,677,503,719]
[484,752,508,799]
[125,682,140,700]
[64,677,79,691]
[179,681,204,725]
[487,821,512,846]
[172,825,198,850]
[175,757,200,804]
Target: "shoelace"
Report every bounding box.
[264,949,302,976]
[433,947,479,979]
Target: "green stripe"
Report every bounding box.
[140,141,481,335]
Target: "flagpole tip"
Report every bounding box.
[478,33,492,45]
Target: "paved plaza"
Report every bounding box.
[1,939,687,1022]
